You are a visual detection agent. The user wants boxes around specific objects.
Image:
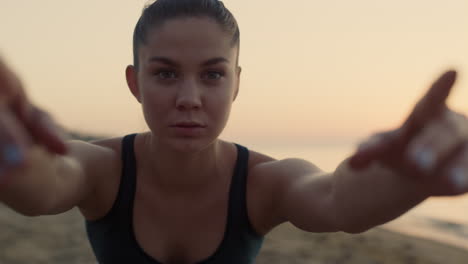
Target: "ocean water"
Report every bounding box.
[253,142,468,250]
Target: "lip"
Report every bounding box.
[170,121,206,137]
[171,121,206,128]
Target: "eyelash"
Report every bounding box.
[154,69,178,80]
[202,71,225,80]
[153,70,225,81]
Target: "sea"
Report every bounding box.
[253,142,468,250]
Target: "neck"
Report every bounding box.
[143,133,224,195]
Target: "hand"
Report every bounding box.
[349,70,468,196]
[0,58,67,180]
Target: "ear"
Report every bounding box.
[233,66,241,101]
[126,65,141,103]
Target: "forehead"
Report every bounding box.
[140,17,237,66]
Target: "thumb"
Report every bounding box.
[402,70,457,136]
[24,106,68,155]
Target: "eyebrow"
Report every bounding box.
[202,57,230,66]
[148,56,229,67]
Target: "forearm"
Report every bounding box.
[331,158,428,233]
[0,146,81,216]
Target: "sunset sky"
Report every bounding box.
[1,0,467,147]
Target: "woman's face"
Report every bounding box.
[127,17,240,152]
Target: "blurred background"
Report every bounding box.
[1,0,467,263]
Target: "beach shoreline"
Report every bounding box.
[1,205,467,264]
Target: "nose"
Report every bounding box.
[175,78,202,110]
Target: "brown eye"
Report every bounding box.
[155,70,178,80]
[202,71,223,80]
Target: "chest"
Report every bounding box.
[132,179,230,264]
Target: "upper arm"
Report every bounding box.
[44,140,119,215]
[251,158,339,233]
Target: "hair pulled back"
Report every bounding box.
[132,0,240,70]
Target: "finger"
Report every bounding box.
[402,70,457,137]
[439,145,468,195]
[24,107,67,155]
[0,59,24,104]
[0,60,66,154]
[406,110,468,173]
[350,71,457,170]
[0,59,33,127]
[448,147,468,193]
[0,109,30,173]
[349,129,402,169]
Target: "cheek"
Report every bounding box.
[140,88,172,126]
[207,91,234,125]
[212,80,237,117]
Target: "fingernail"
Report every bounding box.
[450,167,468,190]
[2,145,23,165]
[409,146,435,171]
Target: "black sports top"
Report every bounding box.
[85,134,264,263]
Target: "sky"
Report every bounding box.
[1,0,467,147]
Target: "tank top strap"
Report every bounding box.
[225,144,260,238]
[115,133,138,226]
[86,139,263,264]
[93,133,138,229]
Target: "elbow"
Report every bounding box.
[15,202,53,217]
[334,216,372,234]
[3,203,46,217]
[17,209,44,217]
[334,214,374,234]
[1,196,55,217]
[331,205,374,234]
[330,191,374,234]
[340,225,372,234]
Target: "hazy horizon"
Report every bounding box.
[1,0,467,147]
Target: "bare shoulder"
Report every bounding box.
[248,149,323,186]
[70,136,124,219]
[246,148,324,235]
[88,136,123,152]
[67,136,122,176]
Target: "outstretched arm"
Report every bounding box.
[257,70,468,234]
[0,58,110,216]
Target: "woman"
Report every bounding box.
[0,0,467,263]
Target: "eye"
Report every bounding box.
[155,70,178,80]
[202,71,224,80]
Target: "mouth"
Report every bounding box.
[170,121,207,137]
[171,121,206,128]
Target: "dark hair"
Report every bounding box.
[132,0,240,70]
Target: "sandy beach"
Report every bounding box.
[1,205,467,264]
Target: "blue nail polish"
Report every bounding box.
[450,167,468,190]
[417,150,434,171]
[3,145,23,165]
[409,146,434,171]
